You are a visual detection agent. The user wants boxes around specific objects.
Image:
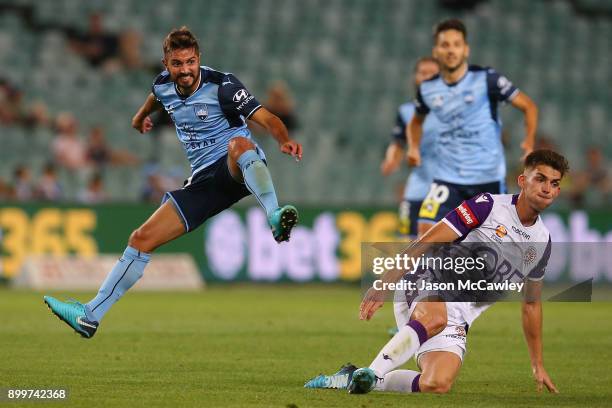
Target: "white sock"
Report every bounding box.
[375,370,421,393]
[369,320,428,377]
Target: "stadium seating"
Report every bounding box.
[0,0,609,205]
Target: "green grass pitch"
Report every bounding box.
[1,285,611,407]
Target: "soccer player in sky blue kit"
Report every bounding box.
[306,149,566,395]
[380,57,440,239]
[43,27,302,338]
[408,19,539,237]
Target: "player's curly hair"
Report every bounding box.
[163,26,200,56]
[524,150,570,177]
[433,18,467,43]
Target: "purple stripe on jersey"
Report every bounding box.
[407,320,428,345]
[444,193,494,238]
[412,374,421,392]
[511,194,519,205]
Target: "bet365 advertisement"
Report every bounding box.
[0,204,610,283]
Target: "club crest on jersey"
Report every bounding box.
[523,246,537,265]
[194,104,208,121]
[463,90,474,104]
[432,94,444,108]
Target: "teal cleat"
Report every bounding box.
[348,367,379,394]
[268,205,299,243]
[43,296,98,339]
[304,363,358,389]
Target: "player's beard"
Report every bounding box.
[443,55,466,73]
[176,71,200,95]
[177,73,196,87]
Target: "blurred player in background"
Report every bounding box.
[408,19,538,237]
[306,149,566,394]
[43,27,302,338]
[381,57,439,239]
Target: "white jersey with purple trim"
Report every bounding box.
[440,193,552,325]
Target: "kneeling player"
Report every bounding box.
[305,150,566,394]
[43,27,302,338]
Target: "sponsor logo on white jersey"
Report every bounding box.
[457,204,476,226]
[511,225,531,240]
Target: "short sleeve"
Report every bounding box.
[151,70,170,101]
[486,68,519,102]
[442,193,494,238]
[218,74,262,119]
[414,86,430,115]
[391,111,407,145]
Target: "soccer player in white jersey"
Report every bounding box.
[43,27,302,338]
[408,19,539,238]
[306,150,567,394]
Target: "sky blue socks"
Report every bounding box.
[237,150,279,218]
[85,246,150,322]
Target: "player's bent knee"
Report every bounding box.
[228,137,255,160]
[128,228,155,253]
[429,314,447,334]
[419,377,453,394]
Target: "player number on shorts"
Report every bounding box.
[418,183,450,219]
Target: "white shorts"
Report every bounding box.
[392,289,490,366]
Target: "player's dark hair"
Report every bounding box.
[524,150,569,177]
[433,18,467,43]
[163,26,200,56]
[414,56,439,72]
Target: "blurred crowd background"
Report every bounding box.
[0,0,609,209]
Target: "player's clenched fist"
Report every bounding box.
[406,147,421,167]
[280,140,303,161]
[132,115,154,134]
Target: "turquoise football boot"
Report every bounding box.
[304,363,358,389]
[43,296,98,339]
[348,367,379,394]
[268,205,299,242]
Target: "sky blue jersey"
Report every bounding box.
[415,65,518,185]
[152,66,264,175]
[391,102,440,201]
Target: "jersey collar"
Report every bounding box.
[442,64,470,87]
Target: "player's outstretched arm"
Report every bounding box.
[359,220,459,320]
[521,281,559,393]
[510,91,538,158]
[406,113,425,166]
[132,93,162,134]
[250,107,303,161]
